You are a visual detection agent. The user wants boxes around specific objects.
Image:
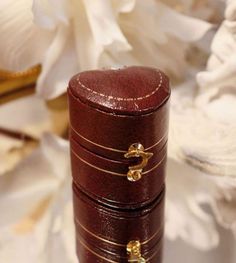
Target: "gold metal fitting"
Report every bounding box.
[124,143,153,182]
[127,240,146,263]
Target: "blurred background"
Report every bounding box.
[0,0,236,262]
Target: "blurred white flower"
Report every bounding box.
[159,0,220,20]
[168,75,236,246]
[211,177,236,237]
[0,0,211,99]
[0,95,52,175]
[166,158,220,250]
[197,0,236,100]
[0,134,75,263]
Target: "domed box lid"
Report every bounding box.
[69,66,170,115]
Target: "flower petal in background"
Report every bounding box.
[32,0,71,29]
[0,134,74,263]
[0,0,54,71]
[0,0,212,99]
[166,158,219,250]
[197,25,236,90]
[169,72,236,243]
[0,95,52,174]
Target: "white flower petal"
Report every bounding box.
[197,3,236,91]
[120,0,168,44]
[82,0,132,51]
[210,24,236,65]
[225,0,236,21]
[169,81,236,177]
[0,135,71,263]
[0,134,68,227]
[40,133,69,180]
[32,0,71,29]
[195,83,236,123]
[166,159,219,250]
[112,0,136,13]
[36,25,78,99]
[0,0,53,71]
[158,2,212,41]
[0,95,51,136]
[72,0,103,70]
[32,0,57,29]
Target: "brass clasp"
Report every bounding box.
[127,240,146,263]
[124,143,153,182]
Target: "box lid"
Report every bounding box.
[69,66,170,116]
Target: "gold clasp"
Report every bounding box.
[124,143,153,182]
[127,240,146,263]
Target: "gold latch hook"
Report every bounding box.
[127,240,146,263]
[124,143,153,182]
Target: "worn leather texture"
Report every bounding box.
[69,66,170,115]
[68,85,170,161]
[71,137,167,208]
[76,237,163,263]
[68,66,170,263]
[73,184,164,263]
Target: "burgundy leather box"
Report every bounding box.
[68,66,170,263]
[73,184,164,263]
[68,66,170,208]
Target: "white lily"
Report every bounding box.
[0,0,211,99]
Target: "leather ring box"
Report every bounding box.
[68,66,170,207]
[68,66,170,263]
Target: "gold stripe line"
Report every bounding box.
[77,236,162,263]
[75,217,163,247]
[142,154,166,175]
[145,135,168,151]
[71,149,166,176]
[77,237,119,263]
[71,149,125,176]
[77,69,163,102]
[146,242,162,262]
[76,218,125,247]
[70,124,167,153]
[142,225,163,245]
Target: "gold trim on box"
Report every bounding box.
[77,236,162,263]
[77,237,119,263]
[70,125,167,153]
[71,149,166,177]
[75,218,163,247]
